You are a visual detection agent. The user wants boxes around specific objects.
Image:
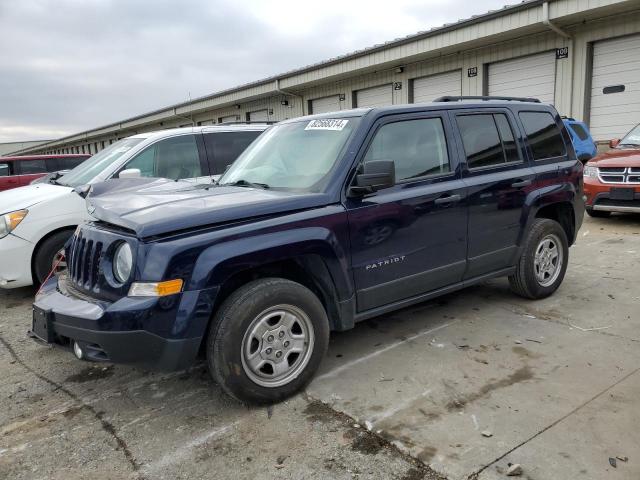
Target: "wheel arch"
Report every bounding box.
[30,225,77,283]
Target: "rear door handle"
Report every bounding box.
[434,194,461,205]
[511,179,532,188]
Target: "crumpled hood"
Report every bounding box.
[0,183,73,214]
[589,148,640,167]
[87,178,332,238]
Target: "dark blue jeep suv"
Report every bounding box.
[32,97,584,403]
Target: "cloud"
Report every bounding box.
[0,0,510,142]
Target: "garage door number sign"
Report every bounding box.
[556,47,569,59]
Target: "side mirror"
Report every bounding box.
[118,168,141,179]
[609,138,620,149]
[349,160,395,196]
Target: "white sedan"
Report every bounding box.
[0,124,267,288]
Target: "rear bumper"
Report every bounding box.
[0,233,35,289]
[32,277,217,370]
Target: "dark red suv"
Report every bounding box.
[0,154,91,191]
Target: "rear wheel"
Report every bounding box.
[509,219,569,299]
[206,278,329,404]
[586,208,611,218]
[33,230,73,285]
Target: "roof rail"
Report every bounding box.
[433,95,541,103]
[214,121,277,126]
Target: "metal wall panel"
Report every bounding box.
[411,70,462,103]
[589,33,640,140]
[354,84,393,108]
[488,51,557,103]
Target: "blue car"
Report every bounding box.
[563,117,597,162]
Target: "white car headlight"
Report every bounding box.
[0,210,28,239]
[113,242,133,283]
[583,165,598,178]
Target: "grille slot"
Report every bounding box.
[67,234,104,291]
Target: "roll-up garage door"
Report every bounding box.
[488,52,556,104]
[589,34,640,141]
[247,109,269,122]
[219,114,239,124]
[412,70,462,103]
[310,95,341,114]
[354,84,393,108]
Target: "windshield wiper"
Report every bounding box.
[221,179,270,189]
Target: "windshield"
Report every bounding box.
[57,138,145,187]
[219,117,360,191]
[619,124,640,147]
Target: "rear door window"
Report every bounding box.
[456,113,521,169]
[57,156,88,170]
[203,131,261,174]
[519,111,566,160]
[16,159,47,174]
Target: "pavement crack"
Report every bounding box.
[466,365,640,479]
[0,334,142,472]
[303,392,447,480]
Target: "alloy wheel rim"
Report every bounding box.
[52,249,67,275]
[241,304,314,388]
[534,234,563,287]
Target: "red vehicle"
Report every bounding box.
[583,123,640,217]
[0,154,91,192]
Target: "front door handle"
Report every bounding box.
[434,194,461,205]
[511,179,532,188]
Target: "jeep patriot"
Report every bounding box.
[32,97,585,403]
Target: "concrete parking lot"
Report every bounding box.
[1,215,639,480]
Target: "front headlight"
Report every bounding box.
[583,165,598,178]
[0,210,28,239]
[113,242,133,283]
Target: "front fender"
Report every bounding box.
[189,227,353,298]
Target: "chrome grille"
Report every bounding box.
[598,167,640,184]
[67,233,104,290]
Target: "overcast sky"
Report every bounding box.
[0,0,511,143]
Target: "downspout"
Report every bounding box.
[542,1,574,115]
[275,78,305,116]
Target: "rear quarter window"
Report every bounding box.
[519,111,566,160]
[569,123,589,141]
[204,131,261,174]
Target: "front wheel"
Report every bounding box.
[207,278,329,404]
[33,230,73,285]
[509,219,569,299]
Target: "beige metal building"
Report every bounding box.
[14,0,640,156]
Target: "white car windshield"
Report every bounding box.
[620,124,640,147]
[219,117,360,192]
[57,138,145,187]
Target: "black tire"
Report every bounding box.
[33,230,73,285]
[509,218,569,299]
[207,278,330,404]
[586,208,611,218]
